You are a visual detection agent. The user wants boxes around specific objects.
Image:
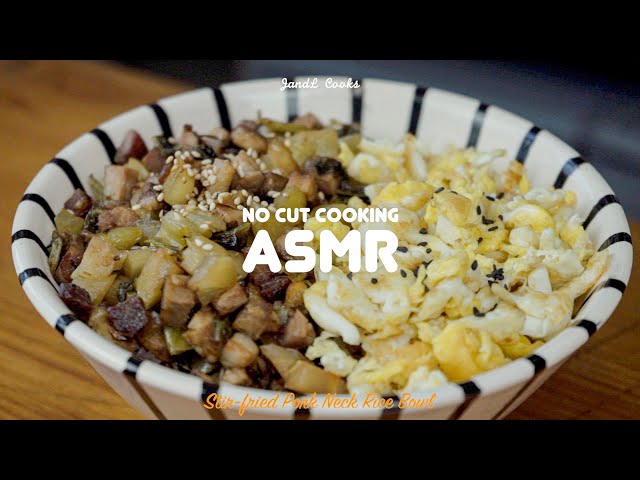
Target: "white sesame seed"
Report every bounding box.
[234,197,241,205]
[175,150,182,157]
[195,174,202,180]
[171,165,178,171]
[165,156,174,164]
[198,204,208,212]
[260,164,267,171]
[209,204,216,211]
[168,137,176,144]
[132,204,142,211]
[271,191,281,198]
[157,193,164,202]
[200,223,209,230]
[195,238,203,247]
[202,244,214,251]
[253,195,260,202]
[236,205,244,210]
[246,197,252,206]
[268,205,276,212]
[231,190,238,195]
[201,159,212,165]
[153,185,163,191]
[241,189,249,196]
[192,150,201,158]
[202,181,210,187]
[261,200,268,207]
[318,191,326,201]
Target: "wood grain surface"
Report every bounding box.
[0,60,637,420]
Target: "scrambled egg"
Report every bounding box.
[302,139,609,395]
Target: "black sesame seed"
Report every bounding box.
[477,237,483,244]
[497,192,505,199]
[471,260,478,271]
[422,260,431,269]
[485,195,495,201]
[504,283,508,289]
[400,269,407,278]
[435,187,444,194]
[347,272,353,280]
[371,278,378,284]
[498,214,503,221]
[476,206,481,215]
[450,190,458,195]
[418,241,428,247]
[488,226,498,231]
[425,248,432,254]
[413,266,420,277]
[473,307,485,317]
[419,228,428,235]
[424,284,430,293]
[482,216,494,225]
[397,246,408,253]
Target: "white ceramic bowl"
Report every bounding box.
[12,78,633,420]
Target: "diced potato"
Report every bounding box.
[289,129,339,164]
[107,226,143,250]
[226,251,248,281]
[136,217,161,242]
[180,237,228,275]
[274,186,307,210]
[104,275,132,306]
[207,158,235,194]
[135,248,183,308]
[252,185,306,241]
[260,344,308,379]
[122,248,153,279]
[162,165,196,205]
[54,209,85,235]
[72,273,117,305]
[164,326,193,355]
[125,158,150,181]
[185,210,226,235]
[71,236,121,280]
[264,138,299,176]
[154,211,196,250]
[188,255,237,305]
[285,360,347,394]
[340,133,361,151]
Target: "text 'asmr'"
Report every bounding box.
[241,207,399,274]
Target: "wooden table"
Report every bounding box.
[1,60,638,420]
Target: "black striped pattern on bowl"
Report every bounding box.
[11,79,632,420]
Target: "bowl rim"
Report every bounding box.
[11,78,633,419]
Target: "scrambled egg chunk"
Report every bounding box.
[303,139,608,395]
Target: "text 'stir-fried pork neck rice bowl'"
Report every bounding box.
[12,78,632,420]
